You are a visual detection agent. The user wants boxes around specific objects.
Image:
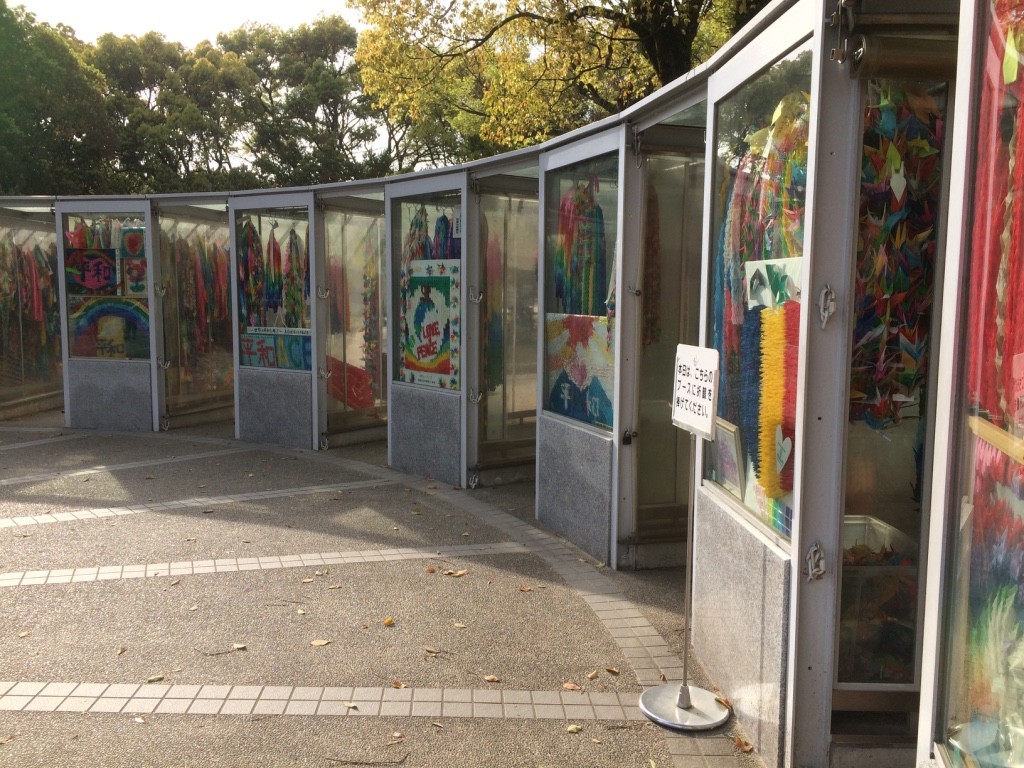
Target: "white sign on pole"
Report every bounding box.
[671,344,720,440]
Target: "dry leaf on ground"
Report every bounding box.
[605,667,619,675]
[566,724,583,733]
[233,643,247,651]
[484,675,500,683]
[310,639,331,647]
[146,675,164,683]
[301,578,314,584]
[562,682,582,691]
[343,702,358,710]
[586,671,599,680]
[519,586,533,592]
[425,566,437,574]
[383,616,395,626]
[734,737,754,753]
[392,680,407,689]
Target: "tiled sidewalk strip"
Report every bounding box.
[0,433,87,453]
[0,477,398,529]
[0,446,255,488]
[0,681,644,721]
[0,542,529,587]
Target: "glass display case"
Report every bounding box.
[236,206,312,371]
[393,191,463,391]
[62,211,151,361]
[938,2,1024,764]
[322,197,387,434]
[542,152,620,430]
[156,202,233,422]
[0,201,61,411]
[704,45,813,539]
[476,181,538,468]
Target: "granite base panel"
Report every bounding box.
[67,360,153,432]
[237,368,313,449]
[692,487,790,768]
[388,385,461,487]
[536,415,613,563]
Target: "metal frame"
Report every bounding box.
[384,171,470,488]
[54,197,157,431]
[227,190,318,450]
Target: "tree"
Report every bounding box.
[354,0,771,155]
[0,1,115,195]
[217,16,387,187]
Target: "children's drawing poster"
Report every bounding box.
[66,249,118,295]
[545,313,614,428]
[240,328,312,371]
[122,257,147,296]
[399,259,460,389]
[120,227,145,260]
[68,296,150,359]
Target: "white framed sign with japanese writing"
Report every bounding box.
[671,344,719,440]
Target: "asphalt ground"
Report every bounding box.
[0,412,764,768]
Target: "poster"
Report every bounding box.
[66,249,118,295]
[398,259,460,389]
[67,296,150,359]
[545,313,614,428]
[122,257,148,296]
[240,328,312,371]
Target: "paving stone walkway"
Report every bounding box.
[0,414,763,768]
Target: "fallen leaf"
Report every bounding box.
[170,579,180,586]
[659,672,667,682]
[247,473,254,477]
[425,566,437,574]
[391,732,404,740]
[445,569,468,578]
[605,667,619,675]
[392,526,400,531]
[566,724,583,733]
[392,680,407,689]
[17,631,29,638]
[424,647,440,656]
[185,537,197,542]
[562,682,582,691]
[314,571,324,577]
[327,584,342,590]
[202,509,213,514]
[586,670,599,680]
[146,675,164,684]
[189,605,198,612]
[343,701,358,710]
[715,696,733,711]
[0,734,14,745]
[133,716,146,724]
[301,578,314,584]
[484,675,500,683]
[383,616,395,626]
[453,622,467,629]
[297,609,306,615]
[461,533,470,538]
[145,475,155,480]
[198,484,206,489]
[233,643,247,651]
[310,639,331,647]
[591,738,602,744]
[519,586,533,592]
[116,646,126,655]
[733,737,754,753]
[431,722,444,729]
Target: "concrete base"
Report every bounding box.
[691,486,790,768]
[237,367,313,449]
[536,414,613,563]
[830,742,916,768]
[67,359,153,432]
[388,384,462,487]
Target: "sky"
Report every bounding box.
[12,0,364,48]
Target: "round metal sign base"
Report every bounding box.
[638,684,731,731]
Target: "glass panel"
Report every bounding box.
[324,205,387,431]
[236,207,312,371]
[393,193,462,390]
[705,46,812,537]
[159,208,233,414]
[63,213,150,360]
[636,151,705,538]
[479,189,539,463]
[940,5,1024,764]
[542,152,619,430]
[0,210,61,402]
[838,81,946,689]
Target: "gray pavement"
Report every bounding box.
[0,412,764,768]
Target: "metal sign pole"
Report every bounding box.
[639,348,730,731]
